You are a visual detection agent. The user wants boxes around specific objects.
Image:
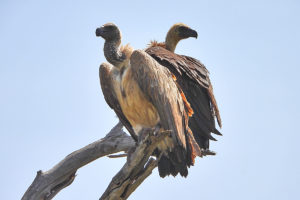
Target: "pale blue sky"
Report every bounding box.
[1,0,299,199]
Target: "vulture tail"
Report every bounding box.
[157,128,198,178]
[157,149,189,178]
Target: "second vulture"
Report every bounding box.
[146,23,222,151]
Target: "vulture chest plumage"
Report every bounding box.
[111,66,160,134]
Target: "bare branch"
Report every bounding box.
[22,122,214,200]
[100,128,170,200]
[22,122,135,200]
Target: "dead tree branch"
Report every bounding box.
[22,122,214,200]
[22,122,135,200]
[100,128,170,200]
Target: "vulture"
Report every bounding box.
[146,23,222,151]
[95,23,201,177]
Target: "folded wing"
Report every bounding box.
[130,50,200,177]
[146,46,222,149]
[99,63,137,140]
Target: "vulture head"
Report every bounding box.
[96,23,129,67]
[165,23,198,52]
[96,23,121,42]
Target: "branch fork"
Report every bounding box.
[22,123,169,200]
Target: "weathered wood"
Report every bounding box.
[22,122,135,200]
[22,122,215,200]
[100,128,170,200]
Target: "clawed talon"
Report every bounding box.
[200,149,216,156]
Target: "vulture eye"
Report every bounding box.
[178,26,188,33]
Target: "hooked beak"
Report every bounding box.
[178,26,198,39]
[187,28,198,39]
[95,27,104,37]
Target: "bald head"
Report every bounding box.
[165,23,198,52]
[95,23,126,67]
[96,23,121,42]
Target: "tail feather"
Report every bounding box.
[179,167,188,177]
[158,155,172,178]
[157,128,199,178]
[157,147,190,178]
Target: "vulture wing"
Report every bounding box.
[146,46,221,149]
[130,50,200,177]
[99,63,137,140]
[130,50,188,147]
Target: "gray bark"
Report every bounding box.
[22,122,136,200]
[100,128,170,200]
[22,123,168,200]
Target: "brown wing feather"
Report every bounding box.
[145,46,221,149]
[130,50,187,147]
[130,50,199,177]
[183,55,222,128]
[99,63,137,140]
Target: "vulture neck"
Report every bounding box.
[103,38,126,68]
[165,32,180,53]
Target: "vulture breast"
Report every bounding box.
[111,66,160,134]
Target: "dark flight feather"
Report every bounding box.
[146,46,222,149]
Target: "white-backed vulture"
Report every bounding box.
[146,23,222,151]
[95,23,201,177]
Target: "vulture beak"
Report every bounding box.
[187,28,198,39]
[179,27,198,39]
[95,26,104,37]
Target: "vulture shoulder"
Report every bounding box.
[146,46,210,89]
